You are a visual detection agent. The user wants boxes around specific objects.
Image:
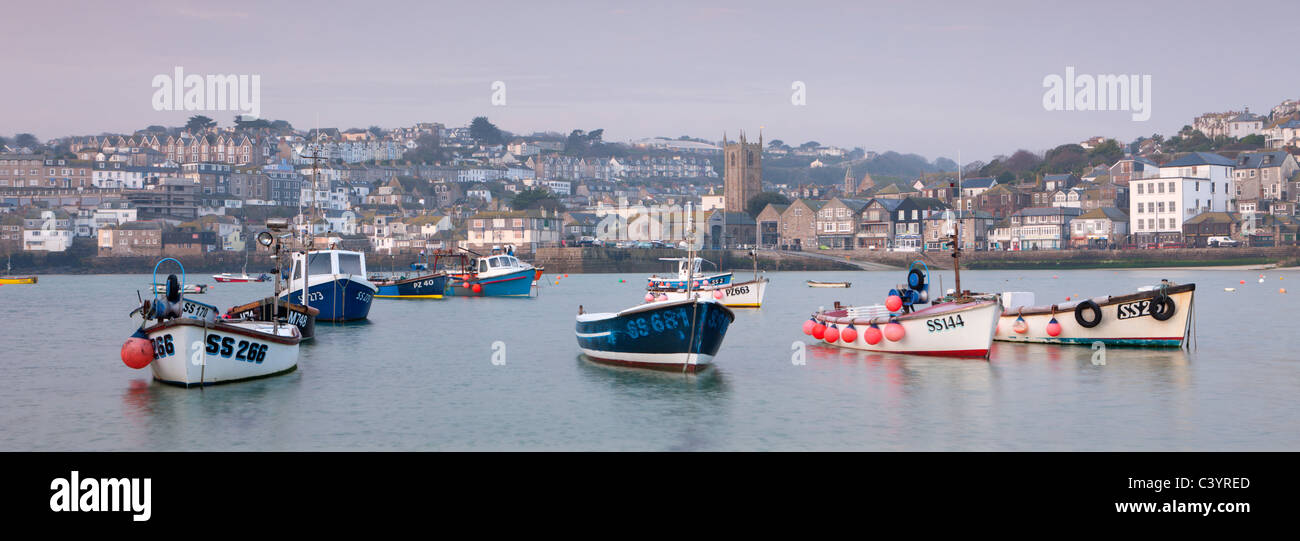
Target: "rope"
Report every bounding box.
[683,295,700,375]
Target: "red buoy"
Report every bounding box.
[824,325,840,343]
[840,324,858,343]
[802,319,816,335]
[646,293,656,303]
[1013,317,1029,334]
[864,324,883,345]
[472,283,483,293]
[886,295,903,312]
[812,323,826,339]
[1046,317,1062,337]
[121,333,153,369]
[884,322,905,342]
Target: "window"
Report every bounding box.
[1168,181,1175,192]
[337,253,363,275]
[307,253,333,276]
[1137,183,1144,194]
[1157,183,1165,193]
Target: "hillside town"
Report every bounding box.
[3,99,1300,264]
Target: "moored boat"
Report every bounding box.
[648,257,732,290]
[652,250,769,308]
[0,276,37,285]
[994,282,1195,347]
[576,297,735,372]
[154,283,208,294]
[122,258,301,387]
[278,249,376,321]
[369,253,450,299]
[213,272,269,283]
[807,280,850,288]
[440,250,536,297]
[225,297,319,340]
[803,229,1000,358]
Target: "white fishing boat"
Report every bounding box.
[994,282,1195,347]
[122,258,301,387]
[153,282,208,294]
[802,218,1001,358]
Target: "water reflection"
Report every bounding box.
[575,355,730,450]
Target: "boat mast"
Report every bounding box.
[952,150,963,296]
[685,202,695,297]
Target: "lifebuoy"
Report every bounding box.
[907,268,926,290]
[1150,294,1176,321]
[1074,300,1102,328]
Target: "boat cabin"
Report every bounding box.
[288,250,368,281]
[476,254,529,275]
[659,257,705,279]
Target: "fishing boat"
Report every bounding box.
[653,250,768,308]
[278,249,376,321]
[121,258,301,387]
[994,281,1195,347]
[438,249,536,297]
[1,256,36,284]
[154,282,208,294]
[807,280,850,288]
[214,272,269,283]
[648,257,732,290]
[803,217,1002,358]
[577,202,735,372]
[369,253,449,299]
[225,297,318,340]
[213,248,269,282]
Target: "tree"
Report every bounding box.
[368,126,385,137]
[511,188,563,211]
[13,133,39,149]
[469,116,504,145]
[768,139,786,149]
[745,192,791,218]
[402,134,446,164]
[1086,139,1124,166]
[185,115,216,132]
[0,135,7,149]
[234,115,271,130]
[799,141,820,150]
[996,171,1015,184]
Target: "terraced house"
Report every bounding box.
[466,209,562,250]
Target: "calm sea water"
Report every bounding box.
[2,266,1297,451]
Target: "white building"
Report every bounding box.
[1130,152,1235,243]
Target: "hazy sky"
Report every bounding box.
[2,0,1294,161]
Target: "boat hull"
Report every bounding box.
[807,280,850,288]
[226,297,319,340]
[213,274,267,283]
[279,276,375,322]
[576,299,734,372]
[0,276,37,284]
[142,318,300,387]
[660,278,768,308]
[374,273,448,299]
[812,299,1002,358]
[995,284,1195,347]
[445,268,534,297]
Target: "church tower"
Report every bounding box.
[843,165,855,195]
[722,130,763,213]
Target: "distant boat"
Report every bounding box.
[648,257,732,290]
[213,273,269,283]
[154,283,208,294]
[807,280,850,288]
[1,256,36,284]
[995,282,1195,347]
[654,250,768,308]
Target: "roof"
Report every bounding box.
[1163,152,1235,168]
[835,198,872,212]
[1012,206,1083,217]
[1078,207,1129,221]
[1233,151,1291,169]
[1184,211,1240,225]
[961,177,997,189]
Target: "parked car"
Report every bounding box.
[1208,236,1241,247]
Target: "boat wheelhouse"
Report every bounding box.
[279,249,376,322]
[647,257,732,290]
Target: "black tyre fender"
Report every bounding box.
[166,274,181,303]
[1150,294,1176,321]
[907,268,926,290]
[1074,300,1102,328]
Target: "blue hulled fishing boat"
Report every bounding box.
[371,253,449,299]
[576,202,733,372]
[575,297,734,372]
[438,248,536,297]
[279,249,376,322]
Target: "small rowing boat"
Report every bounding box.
[807,280,850,288]
[213,272,269,283]
[154,283,208,294]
